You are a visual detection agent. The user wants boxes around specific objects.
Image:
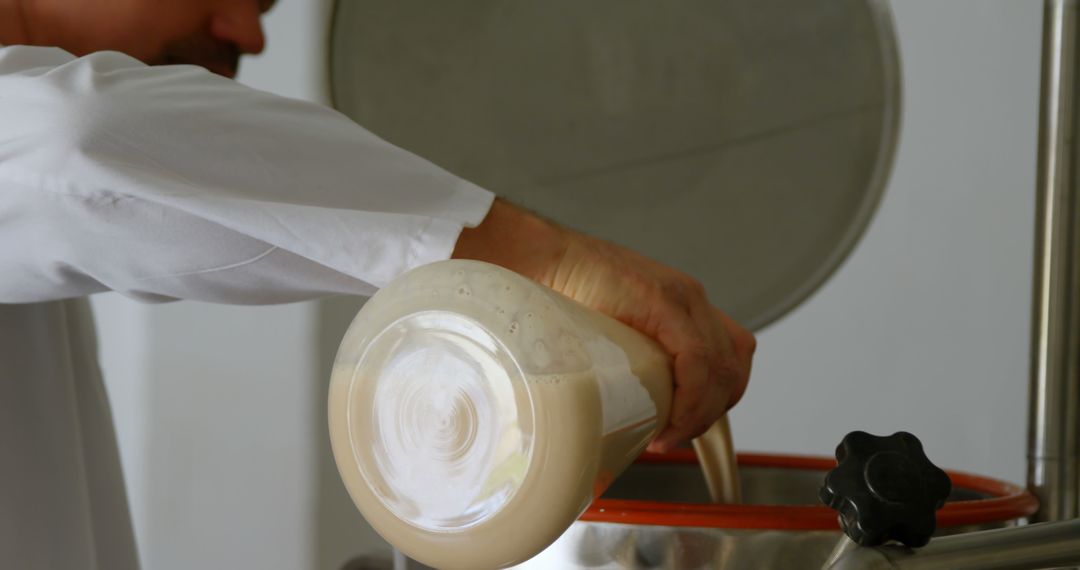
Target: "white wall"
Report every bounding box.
[733,0,1042,485]
[93,1,1043,569]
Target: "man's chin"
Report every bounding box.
[156,38,241,79]
[202,62,239,78]
[155,57,238,79]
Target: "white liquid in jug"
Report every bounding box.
[329,261,674,568]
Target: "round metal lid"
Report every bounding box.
[329,0,900,331]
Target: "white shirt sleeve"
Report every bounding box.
[0,45,495,304]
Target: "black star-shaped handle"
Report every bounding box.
[819,431,952,548]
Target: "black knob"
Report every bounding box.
[819,431,952,548]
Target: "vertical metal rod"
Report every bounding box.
[1028,0,1080,523]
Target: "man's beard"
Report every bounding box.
[155,35,241,78]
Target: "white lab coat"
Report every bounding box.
[0,44,494,569]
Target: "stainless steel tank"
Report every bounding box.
[388,448,1035,569]
[512,450,1036,569]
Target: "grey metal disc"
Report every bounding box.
[329,0,900,331]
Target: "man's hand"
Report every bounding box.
[453,199,755,452]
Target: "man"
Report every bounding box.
[0,1,755,568]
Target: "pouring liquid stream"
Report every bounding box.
[692,415,742,504]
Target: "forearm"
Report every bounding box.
[451,198,569,284]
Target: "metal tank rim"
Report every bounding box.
[582,450,1039,530]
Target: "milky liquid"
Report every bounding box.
[328,261,678,568]
[693,417,741,504]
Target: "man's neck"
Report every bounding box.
[0,0,33,46]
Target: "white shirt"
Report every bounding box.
[0,44,494,569]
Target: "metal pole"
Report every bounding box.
[1028,0,1080,523]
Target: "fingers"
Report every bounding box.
[646,278,750,452]
[532,231,756,454]
[716,308,755,408]
[650,348,719,452]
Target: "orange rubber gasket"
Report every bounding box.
[581,450,1039,530]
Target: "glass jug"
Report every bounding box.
[328,260,673,569]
